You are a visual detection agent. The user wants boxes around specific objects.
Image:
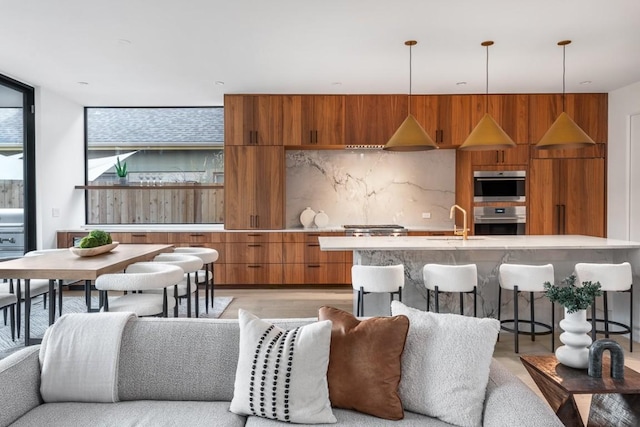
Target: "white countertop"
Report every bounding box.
[318,235,640,251]
[64,225,452,233]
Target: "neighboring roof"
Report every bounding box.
[87,107,224,147]
[0,108,22,145]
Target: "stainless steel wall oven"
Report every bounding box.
[474,206,526,235]
[473,171,526,203]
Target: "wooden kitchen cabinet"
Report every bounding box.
[529,94,607,159]
[224,146,284,230]
[410,95,474,147]
[296,95,345,145]
[282,232,349,285]
[528,158,605,237]
[224,95,284,146]
[469,144,530,166]
[344,95,407,146]
[225,232,283,285]
[470,94,530,143]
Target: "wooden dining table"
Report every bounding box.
[0,243,174,345]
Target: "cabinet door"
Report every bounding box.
[470,94,529,144]
[224,95,283,146]
[301,96,344,145]
[471,145,529,166]
[529,158,605,237]
[529,94,605,159]
[411,95,473,147]
[563,158,605,237]
[224,146,284,229]
[344,95,407,145]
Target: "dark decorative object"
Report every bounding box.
[588,339,625,380]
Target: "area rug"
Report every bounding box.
[0,295,233,358]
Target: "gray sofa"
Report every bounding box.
[0,317,563,427]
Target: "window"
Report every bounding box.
[85,107,224,224]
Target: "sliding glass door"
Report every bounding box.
[0,73,35,258]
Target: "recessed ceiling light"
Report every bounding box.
[214,81,225,86]
[117,39,132,45]
[579,80,592,85]
[77,81,89,85]
[456,81,467,86]
[331,82,342,86]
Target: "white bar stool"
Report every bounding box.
[173,247,219,314]
[152,253,204,317]
[498,263,555,353]
[351,264,404,316]
[95,262,185,317]
[574,262,634,352]
[423,263,478,316]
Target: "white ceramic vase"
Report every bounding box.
[314,210,329,228]
[299,207,316,228]
[555,308,592,369]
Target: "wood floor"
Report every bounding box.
[216,287,640,425]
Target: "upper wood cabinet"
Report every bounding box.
[224,146,284,229]
[344,95,408,146]
[468,144,530,166]
[224,95,284,146]
[410,95,474,148]
[529,94,607,159]
[470,94,530,143]
[301,96,344,145]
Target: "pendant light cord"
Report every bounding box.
[562,43,566,112]
[485,43,489,113]
[408,42,412,115]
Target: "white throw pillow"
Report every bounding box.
[230,309,336,424]
[391,301,500,427]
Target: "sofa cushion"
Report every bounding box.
[9,401,245,427]
[245,408,455,426]
[230,309,336,424]
[318,306,409,420]
[391,301,500,427]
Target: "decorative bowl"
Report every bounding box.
[69,242,119,257]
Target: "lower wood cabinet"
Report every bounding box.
[57,230,352,287]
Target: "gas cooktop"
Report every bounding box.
[343,224,405,229]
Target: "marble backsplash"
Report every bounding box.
[285,149,455,228]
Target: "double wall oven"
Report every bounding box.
[473,170,527,236]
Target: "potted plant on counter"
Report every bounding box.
[544,275,602,369]
[114,156,128,185]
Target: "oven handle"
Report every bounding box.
[474,177,526,182]
[474,216,526,224]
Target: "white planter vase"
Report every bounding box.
[555,308,592,369]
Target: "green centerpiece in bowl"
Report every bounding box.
[114,157,128,185]
[71,230,118,256]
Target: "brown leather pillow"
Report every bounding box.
[318,306,409,420]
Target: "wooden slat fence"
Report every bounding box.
[0,180,24,208]
[86,187,224,224]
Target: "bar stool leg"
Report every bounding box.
[497,286,502,342]
[473,287,477,317]
[10,304,15,341]
[530,292,536,342]
[630,285,634,352]
[204,266,210,314]
[551,302,555,351]
[459,292,464,315]
[514,286,519,353]
[591,297,597,342]
[434,286,440,313]
[194,271,200,318]
[603,291,609,338]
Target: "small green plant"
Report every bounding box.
[114,156,128,178]
[544,274,602,314]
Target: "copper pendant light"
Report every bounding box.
[459,41,516,151]
[535,40,595,150]
[384,40,438,151]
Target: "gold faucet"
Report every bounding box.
[449,204,469,240]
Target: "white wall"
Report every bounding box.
[607,80,640,343]
[34,87,85,249]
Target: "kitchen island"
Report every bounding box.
[318,235,640,341]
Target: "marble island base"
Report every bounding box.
[319,235,640,344]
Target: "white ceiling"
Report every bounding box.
[1,0,639,107]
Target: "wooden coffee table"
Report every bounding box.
[520,354,640,427]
